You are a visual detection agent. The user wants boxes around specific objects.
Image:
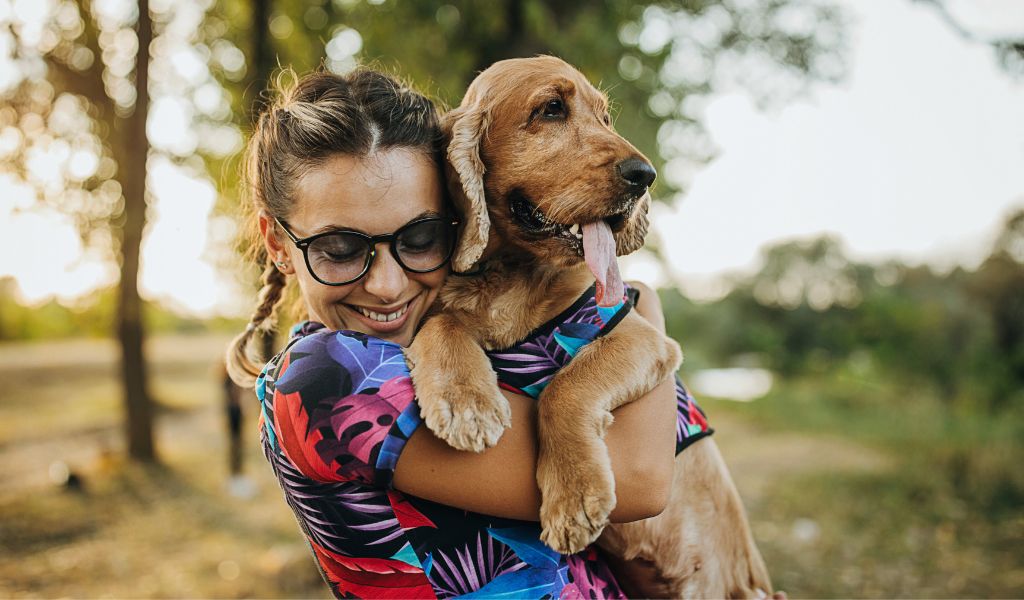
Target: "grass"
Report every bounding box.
[1,334,1021,597]
[0,334,330,599]
[699,361,1024,598]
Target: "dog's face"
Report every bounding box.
[445,56,654,272]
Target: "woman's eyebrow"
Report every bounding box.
[310,210,444,235]
[411,209,444,220]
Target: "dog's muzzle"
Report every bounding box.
[508,189,644,256]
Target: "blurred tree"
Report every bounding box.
[660,214,1024,410]
[917,0,1024,77]
[969,209,1024,402]
[1,0,160,461]
[119,0,156,462]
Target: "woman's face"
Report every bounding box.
[262,148,449,347]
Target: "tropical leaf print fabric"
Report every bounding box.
[256,322,626,599]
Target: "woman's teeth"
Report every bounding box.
[356,303,409,323]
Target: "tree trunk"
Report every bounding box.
[246,0,274,126]
[117,0,156,462]
[471,0,544,76]
[250,0,278,361]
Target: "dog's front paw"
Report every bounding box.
[415,369,511,452]
[538,457,616,554]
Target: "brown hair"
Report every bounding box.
[226,68,443,387]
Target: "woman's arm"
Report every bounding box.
[393,281,678,523]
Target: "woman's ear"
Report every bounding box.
[443,104,490,272]
[258,211,294,274]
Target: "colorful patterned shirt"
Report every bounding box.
[255,286,711,599]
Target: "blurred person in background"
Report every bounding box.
[219,357,255,498]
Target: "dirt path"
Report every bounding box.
[0,334,237,494]
[710,410,891,505]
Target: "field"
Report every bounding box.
[0,334,1020,597]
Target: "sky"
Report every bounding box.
[1,0,1022,314]
[622,0,1024,298]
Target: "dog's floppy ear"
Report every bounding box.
[617,191,652,256]
[443,104,490,272]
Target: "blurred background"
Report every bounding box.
[1,0,1022,597]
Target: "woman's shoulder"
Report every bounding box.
[260,321,420,487]
[271,322,410,396]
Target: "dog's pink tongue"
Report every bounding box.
[583,221,624,307]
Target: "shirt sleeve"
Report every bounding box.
[262,329,423,488]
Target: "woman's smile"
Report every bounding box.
[344,296,416,334]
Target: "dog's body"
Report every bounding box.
[405,56,773,598]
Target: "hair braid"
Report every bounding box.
[226,260,287,387]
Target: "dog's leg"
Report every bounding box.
[599,437,774,599]
[536,312,681,553]
[405,313,511,452]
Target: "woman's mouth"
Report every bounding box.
[346,299,413,333]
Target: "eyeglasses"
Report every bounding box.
[275,216,459,286]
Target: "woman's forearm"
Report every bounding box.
[393,377,677,522]
[393,281,678,522]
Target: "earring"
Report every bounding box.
[275,260,289,270]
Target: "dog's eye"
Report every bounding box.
[602,113,611,126]
[542,99,566,119]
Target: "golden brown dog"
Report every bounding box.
[405,56,774,598]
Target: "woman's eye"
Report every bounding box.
[542,99,566,119]
[312,237,364,262]
[324,250,360,261]
[400,234,436,253]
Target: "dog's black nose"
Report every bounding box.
[617,157,656,189]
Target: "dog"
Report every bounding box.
[404,56,774,598]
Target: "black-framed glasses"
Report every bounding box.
[275,216,459,286]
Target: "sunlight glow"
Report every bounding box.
[139,158,232,316]
[0,204,116,304]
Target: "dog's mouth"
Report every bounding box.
[508,191,638,256]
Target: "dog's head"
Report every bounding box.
[444,56,654,273]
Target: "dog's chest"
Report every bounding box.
[439,264,594,350]
[485,286,631,398]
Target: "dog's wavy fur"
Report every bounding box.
[405,56,774,598]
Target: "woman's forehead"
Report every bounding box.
[291,149,443,234]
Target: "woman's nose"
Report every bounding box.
[362,244,408,302]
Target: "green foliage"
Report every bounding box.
[0,278,244,342]
[0,279,114,341]
[664,209,1024,411]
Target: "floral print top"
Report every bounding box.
[254,285,711,599]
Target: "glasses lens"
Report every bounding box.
[395,220,454,271]
[307,233,370,284]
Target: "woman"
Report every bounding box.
[227,69,685,598]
